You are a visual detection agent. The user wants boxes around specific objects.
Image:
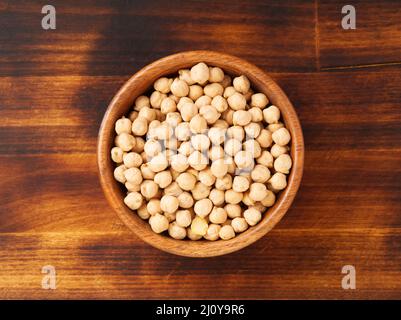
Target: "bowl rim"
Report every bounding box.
[97,50,304,257]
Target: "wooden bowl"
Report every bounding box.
[97,50,304,257]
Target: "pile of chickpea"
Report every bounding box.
[111,62,292,241]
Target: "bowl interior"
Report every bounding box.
[97,51,304,257]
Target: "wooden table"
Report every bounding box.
[1,0,400,299]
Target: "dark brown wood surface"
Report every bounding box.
[0,0,400,299]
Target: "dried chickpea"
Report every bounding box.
[225,203,242,219]
[128,110,138,122]
[160,195,179,214]
[137,204,151,220]
[177,97,193,111]
[274,154,292,174]
[223,86,236,98]
[140,180,159,198]
[234,151,254,170]
[272,127,291,146]
[256,129,273,148]
[175,210,192,228]
[160,97,177,114]
[154,77,173,94]
[168,222,186,239]
[164,181,183,197]
[242,191,255,206]
[195,95,212,107]
[209,188,225,206]
[219,225,235,240]
[211,95,228,113]
[132,117,148,136]
[199,168,216,187]
[261,190,276,207]
[188,151,208,171]
[244,122,261,139]
[243,207,262,226]
[204,83,224,98]
[114,164,127,183]
[125,181,140,192]
[150,91,166,109]
[180,102,198,122]
[178,141,194,156]
[115,133,136,152]
[232,217,248,233]
[227,92,246,110]
[208,127,226,145]
[149,153,169,172]
[164,211,176,222]
[215,174,232,191]
[191,216,208,236]
[111,147,124,163]
[248,107,264,122]
[187,227,202,240]
[177,192,194,209]
[251,164,271,183]
[138,106,156,122]
[268,122,284,133]
[208,145,224,161]
[133,137,145,153]
[210,158,228,178]
[123,152,143,168]
[176,172,197,191]
[192,182,211,200]
[249,183,267,201]
[225,189,243,204]
[199,105,220,124]
[222,108,234,125]
[124,192,143,210]
[243,139,262,158]
[209,207,227,224]
[224,138,242,157]
[178,69,196,85]
[191,134,210,152]
[115,117,132,135]
[226,126,245,141]
[154,170,172,189]
[188,85,203,101]
[190,62,209,84]
[232,176,250,193]
[204,224,221,241]
[233,110,252,126]
[268,172,287,191]
[134,95,150,111]
[124,167,143,185]
[144,139,161,158]
[175,122,191,141]
[149,213,169,233]
[233,75,250,94]
[194,199,213,218]
[189,114,208,134]
[250,93,269,108]
[271,144,288,158]
[257,150,274,168]
[209,67,224,83]
[263,105,280,124]
[170,78,189,97]
[140,163,155,180]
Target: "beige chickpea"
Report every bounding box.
[115,133,136,152]
[219,225,235,240]
[225,203,242,219]
[249,183,267,201]
[271,144,288,158]
[189,114,207,134]
[226,125,245,141]
[134,95,150,111]
[175,122,191,141]
[150,91,166,109]
[232,176,250,193]
[243,207,262,226]
[115,117,132,135]
[199,105,220,124]
[268,122,284,133]
[209,67,225,83]
[168,222,186,239]
[111,147,124,163]
[208,207,227,224]
[137,205,151,220]
[154,77,172,94]
[170,154,189,173]
[215,174,232,191]
[180,102,198,122]
[188,151,208,171]
[175,209,192,228]
[177,97,193,111]
[147,199,161,215]
[272,127,291,146]
[165,211,177,223]
[154,170,172,189]
[164,181,183,197]
[144,139,162,158]
[248,107,264,122]
[204,83,224,98]
[257,150,274,168]
[133,137,145,153]
[234,151,254,170]
[251,164,271,183]
[178,141,194,157]
[268,172,287,191]
[187,227,203,240]
[210,158,228,178]
[250,93,269,108]
[225,189,243,204]
[190,134,210,152]
[213,119,229,129]
[208,145,225,161]
[194,198,213,218]
[227,92,246,110]
[243,139,261,158]
[191,216,208,236]
[149,153,169,172]
[190,62,209,84]
[140,180,159,198]
[147,120,161,139]
[261,190,276,207]
[191,182,211,200]
[188,85,203,101]
[140,163,156,180]
[208,127,226,145]
[177,192,194,209]
[244,122,261,139]
[123,167,143,185]
[155,123,174,140]
[149,213,169,233]
[160,195,179,214]
[131,117,148,136]
[123,152,142,168]
[232,217,248,233]
[170,78,189,97]
[233,75,250,94]
[220,74,232,88]
[256,129,273,148]
[195,95,212,108]
[223,86,236,98]
[160,97,177,114]
[176,172,197,191]
[274,154,292,174]
[211,95,228,113]
[138,106,156,122]
[221,108,234,125]
[198,168,216,187]
[242,191,255,206]
[204,224,221,241]
[125,181,140,192]
[128,110,138,122]
[233,110,252,126]
[209,188,225,206]
[124,192,143,210]
[224,138,242,157]
[263,105,280,124]
[114,164,127,183]
[178,69,196,85]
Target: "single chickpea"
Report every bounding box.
[187,227,203,240]
[189,114,208,134]
[111,147,124,163]
[233,75,250,94]
[242,191,255,206]
[208,145,225,161]
[123,152,143,168]
[208,127,226,145]
[204,83,224,98]
[115,117,132,135]
[137,205,151,220]
[146,199,161,215]
[232,217,248,233]
[243,207,262,226]
[227,126,245,141]
[188,151,208,171]
[225,203,242,219]
[195,95,212,107]
[268,122,284,133]
[178,69,196,85]
[251,164,271,183]
[133,137,145,153]
[209,188,225,206]
[178,141,194,156]
[191,216,208,236]
[180,102,198,122]
[124,192,143,210]
[199,105,221,124]
[227,92,247,110]
[134,95,150,111]
[170,78,189,97]
[191,182,211,200]
[188,85,203,101]
[204,224,221,241]
[140,163,156,180]
[268,172,287,191]
[256,129,273,148]
[144,139,162,158]
[170,154,189,173]
[213,119,229,129]
[248,107,264,122]
[164,181,183,197]
[199,168,216,187]
[165,112,182,127]
[243,139,262,158]
[176,172,197,191]
[149,153,169,172]
[115,132,136,152]
[132,117,148,136]
[160,195,179,214]
[249,183,268,201]
[250,93,269,108]
[194,198,213,218]
[150,91,166,109]
[222,108,234,125]
[177,97,193,111]
[175,209,192,228]
[261,190,276,207]
[140,180,159,198]
[125,181,140,192]
[177,192,194,209]
[244,122,261,139]
[209,67,225,83]
[233,110,252,126]
[219,225,235,240]
[223,86,236,98]
[220,74,232,88]
[154,77,173,94]
[271,144,289,158]
[224,138,242,156]
[168,222,187,239]
[160,97,177,114]
[155,123,174,140]
[190,62,209,84]
[263,105,280,124]
[215,174,232,191]
[191,134,210,152]
[225,189,243,204]
[211,95,228,113]
[138,106,156,122]
[272,127,291,146]
[232,176,250,193]
[175,122,191,141]
[114,164,127,183]
[274,154,292,174]
[209,207,227,224]
[123,167,143,185]
[149,213,169,233]
[154,170,172,189]
[210,158,228,178]
[257,150,274,168]
[234,151,254,170]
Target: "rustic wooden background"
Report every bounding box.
[0,0,400,299]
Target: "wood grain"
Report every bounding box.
[0,0,400,298]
